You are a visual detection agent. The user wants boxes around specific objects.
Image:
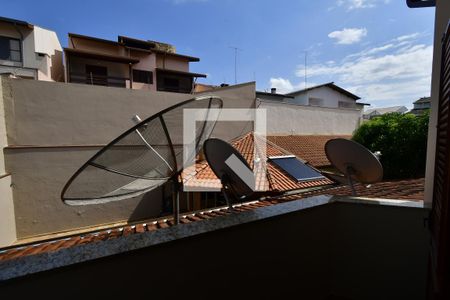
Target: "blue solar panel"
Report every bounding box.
[269,156,325,182]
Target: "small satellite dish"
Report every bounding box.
[61,96,223,214]
[203,138,255,208]
[325,138,383,196]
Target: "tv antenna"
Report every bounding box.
[303,50,308,89]
[229,46,243,84]
[325,138,383,196]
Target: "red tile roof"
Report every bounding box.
[267,135,352,167]
[182,132,335,192]
[0,178,424,262]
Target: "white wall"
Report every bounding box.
[258,100,362,135]
[424,0,449,205]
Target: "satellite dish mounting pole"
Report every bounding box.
[346,165,357,196]
[221,175,234,210]
[172,176,180,225]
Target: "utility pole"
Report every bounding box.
[230,46,242,84]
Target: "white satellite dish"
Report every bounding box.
[325,138,383,196]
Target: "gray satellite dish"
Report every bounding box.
[203,138,255,208]
[325,138,383,196]
[61,96,223,222]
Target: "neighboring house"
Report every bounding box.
[256,88,294,102]
[284,82,369,110]
[410,96,431,115]
[363,106,408,120]
[65,33,206,93]
[0,16,64,81]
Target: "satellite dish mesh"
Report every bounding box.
[62,96,223,205]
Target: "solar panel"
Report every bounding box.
[269,155,325,182]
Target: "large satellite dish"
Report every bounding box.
[203,138,255,208]
[61,96,223,208]
[325,138,383,196]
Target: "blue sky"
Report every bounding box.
[2,0,435,108]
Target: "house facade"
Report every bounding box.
[363,105,409,120]
[410,96,431,115]
[0,16,64,81]
[285,82,368,110]
[65,33,206,93]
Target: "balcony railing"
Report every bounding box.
[69,72,128,88]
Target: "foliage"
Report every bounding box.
[352,112,429,180]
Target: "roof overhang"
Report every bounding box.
[64,48,139,64]
[153,49,200,62]
[406,0,435,8]
[0,16,33,29]
[156,68,207,78]
[256,91,295,99]
[286,82,361,101]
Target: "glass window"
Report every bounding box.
[133,69,153,84]
[0,36,21,62]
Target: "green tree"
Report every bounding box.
[352,112,429,180]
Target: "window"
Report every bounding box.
[0,36,21,62]
[133,69,153,84]
[309,97,323,106]
[338,101,355,109]
[164,77,180,88]
[269,155,325,182]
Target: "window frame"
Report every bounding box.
[0,35,22,63]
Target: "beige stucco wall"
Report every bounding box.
[424,0,449,205]
[258,99,362,135]
[1,77,255,239]
[0,76,16,247]
[130,50,157,91]
[156,55,189,72]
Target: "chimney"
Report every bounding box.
[271,88,276,94]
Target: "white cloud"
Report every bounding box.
[328,28,368,45]
[269,78,295,94]
[336,0,390,10]
[295,34,432,106]
[269,78,319,94]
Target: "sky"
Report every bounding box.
[2,0,435,108]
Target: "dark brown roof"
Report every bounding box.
[68,33,122,46]
[0,16,33,28]
[267,135,352,167]
[152,49,200,62]
[256,91,294,99]
[64,47,140,64]
[286,82,361,101]
[69,33,200,62]
[155,68,207,78]
[413,97,431,104]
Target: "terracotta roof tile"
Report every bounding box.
[267,135,352,167]
[0,177,424,263]
[182,132,334,192]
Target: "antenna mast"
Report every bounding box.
[304,51,308,89]
[230,46,242,84]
